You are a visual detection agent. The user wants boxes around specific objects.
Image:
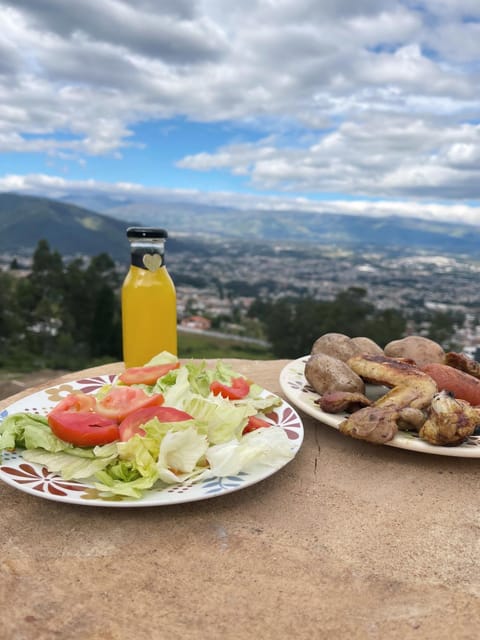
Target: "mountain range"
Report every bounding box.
[99,199,479,257]
[0,193,221,262]
[0,191,479,261]
[0,193,131,261]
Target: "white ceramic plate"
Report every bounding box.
[0,374,304,507]
[280,356,480,458]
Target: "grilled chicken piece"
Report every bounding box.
[419,391,480,446]
[444,352,480,380]
[397,407,427,432]
[339,355,437,444]
[317,390,371,414]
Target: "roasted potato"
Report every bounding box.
[305,353,365,395]
[350,336,383,356]
[311,333,363,362]
[384,336,445,367]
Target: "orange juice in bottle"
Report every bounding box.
[121,227,177,367]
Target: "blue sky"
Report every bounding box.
[0,0,479,224]
[0,119,258,191]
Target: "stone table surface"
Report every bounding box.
[0,359,479,640]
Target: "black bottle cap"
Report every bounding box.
[126,227,168,239]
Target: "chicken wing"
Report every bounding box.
[419,390,480,446]
[339,354,437,444]
[317,390,371,414]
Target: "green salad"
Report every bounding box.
[0,353,294,499]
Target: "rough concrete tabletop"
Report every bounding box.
[1,359,479,640]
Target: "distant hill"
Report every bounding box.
[96,199,480,258]
[0,192,220,263]
[2,191,480,260]
[0,193,132,261]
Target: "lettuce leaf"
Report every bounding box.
[116,432,160,477]
[235,391,282,414]
[145,351,179,366]
[156,365,190,407]
[156,427,209,484]
[93,471,159,499]
[22,447,117,480]
[0,413,76,453]
[206,427,294,477]
[182,394,253,444]
[182,359,239,397]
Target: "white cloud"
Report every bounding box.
[2,172,480,226]
[12,0,226,62]
[0,1,479,203]
[178,116,480,199]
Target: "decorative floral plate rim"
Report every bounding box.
[0,374,304,507]
[279,356,480,458]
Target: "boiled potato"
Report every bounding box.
[305,353,365,395]
[384,336,444,367]
[350,336,383,356]
[311,333,363,362]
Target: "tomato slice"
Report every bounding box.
[47,411,120,447]
[210,377,251,400]
[50,393,96,413]
[118,362,180,386]
[119,406,194,441]
[242,415,272,434]
[96,387,164,422]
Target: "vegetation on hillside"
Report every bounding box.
[0,192,130,261]
[178,332,273,360]
[1,240,123,371]
[0,240,464,372]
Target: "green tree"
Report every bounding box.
[62,257,92,350]
[13,240,65,364]
[90,284,122,358]
[62,252,122,360]
[326,287,374,337]
[363,308,406,347]
[427,310,464,349]
[258,287,407,358]
[0,271,23,366]
[2,240,123,371]
[262,298,298,357]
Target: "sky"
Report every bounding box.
[0,0,479,224]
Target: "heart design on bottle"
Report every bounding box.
[143,253,162,271]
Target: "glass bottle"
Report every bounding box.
[121,227,177,367]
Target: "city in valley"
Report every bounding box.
[166,237,480,353]
[3,237,480,353]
